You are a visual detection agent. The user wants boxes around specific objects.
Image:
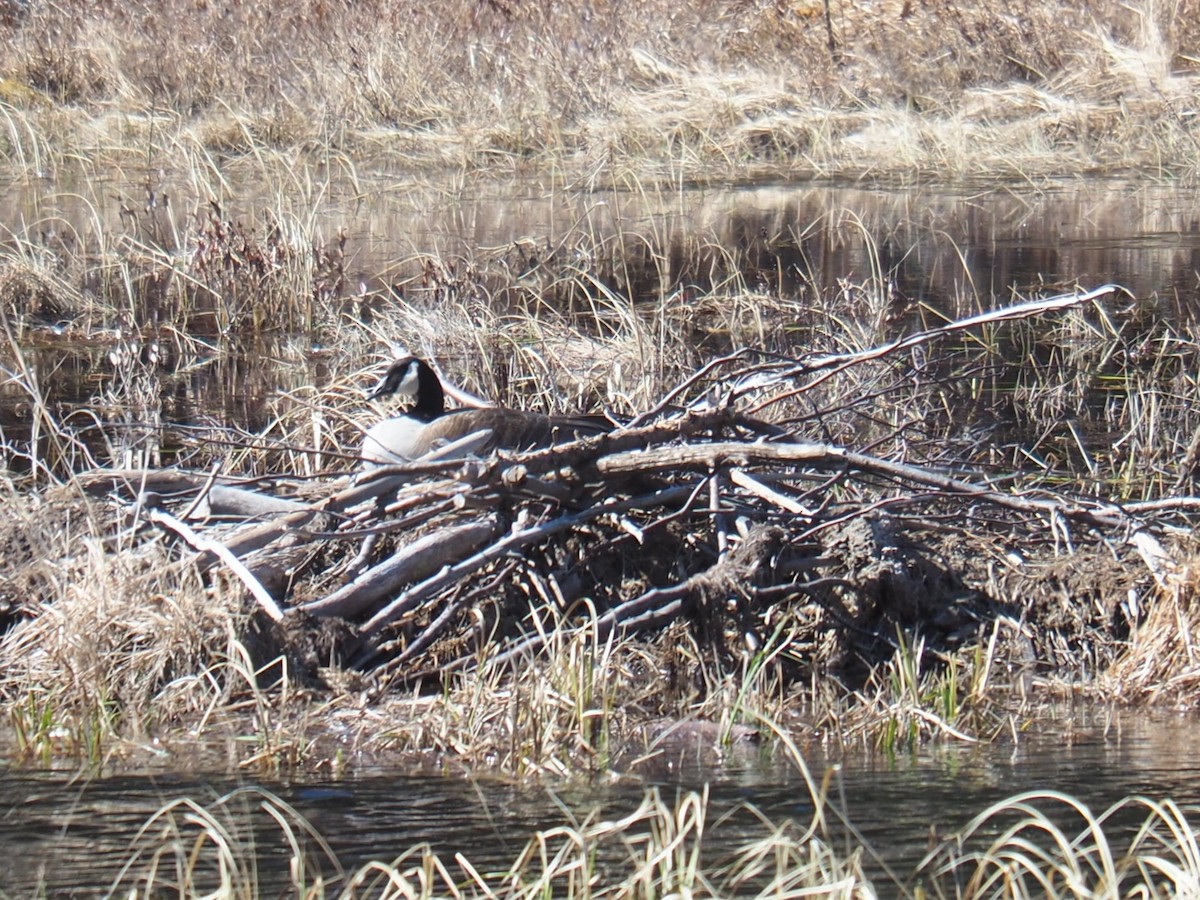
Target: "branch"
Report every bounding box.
[595,439,1136,531]
[149,509,286,622]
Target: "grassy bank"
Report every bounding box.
[1,265,1194,775]
[1,0,1199,182]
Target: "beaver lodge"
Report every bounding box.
[7,280,1194,747]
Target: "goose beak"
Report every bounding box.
[365,379,387,401]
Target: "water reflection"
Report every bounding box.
[5,173,1200,314]
[4,710,1200,895]
[0,329,338,474]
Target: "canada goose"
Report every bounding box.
[361,356,610,464]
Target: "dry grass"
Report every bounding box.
[2,1,1200,782]
[0,491,801,773]
[3,203,1197,766]
[0,1,1198,181]
[5,181,1200,770]
[1,5,1199,893]
[0,480,257,760]
[921,789,1200,898]
[93,751,1200,897]
[107,777,878,898]
[0,281,1128,773]
[1097,533,1200,704]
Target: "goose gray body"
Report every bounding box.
[361,357,609,464]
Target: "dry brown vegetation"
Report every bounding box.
[2,0,1200,180]
[94,765,1200,898]
[3,259,1199,778]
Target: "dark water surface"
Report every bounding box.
[5,709,1200,896]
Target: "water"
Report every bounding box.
[7,172,1199,309]
[4,709,1200,896]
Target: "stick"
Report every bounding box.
[299,517,501,618]
[149,509,286,622]
[596,439,1135,531]
[352,484,696,659]
[747,284,1122,413]
[729,467,811,515]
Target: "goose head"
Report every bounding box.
[366,356,444,420]
[362,356,483,464]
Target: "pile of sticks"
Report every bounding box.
[84,285,1192,685]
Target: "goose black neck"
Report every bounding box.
[409,360,445,421]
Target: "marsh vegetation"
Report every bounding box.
[4,0,1200,895]
[2,0,1200,180]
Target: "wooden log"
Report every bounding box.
[219,507,329,560]
[596,440,830,476]
[197,485,310,519]
[729,467,811,515]
[352,484,697,660]
[405,524,786,679]
[595,440,1136,532]
[76,467,215,498]
[297,516,502,619]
